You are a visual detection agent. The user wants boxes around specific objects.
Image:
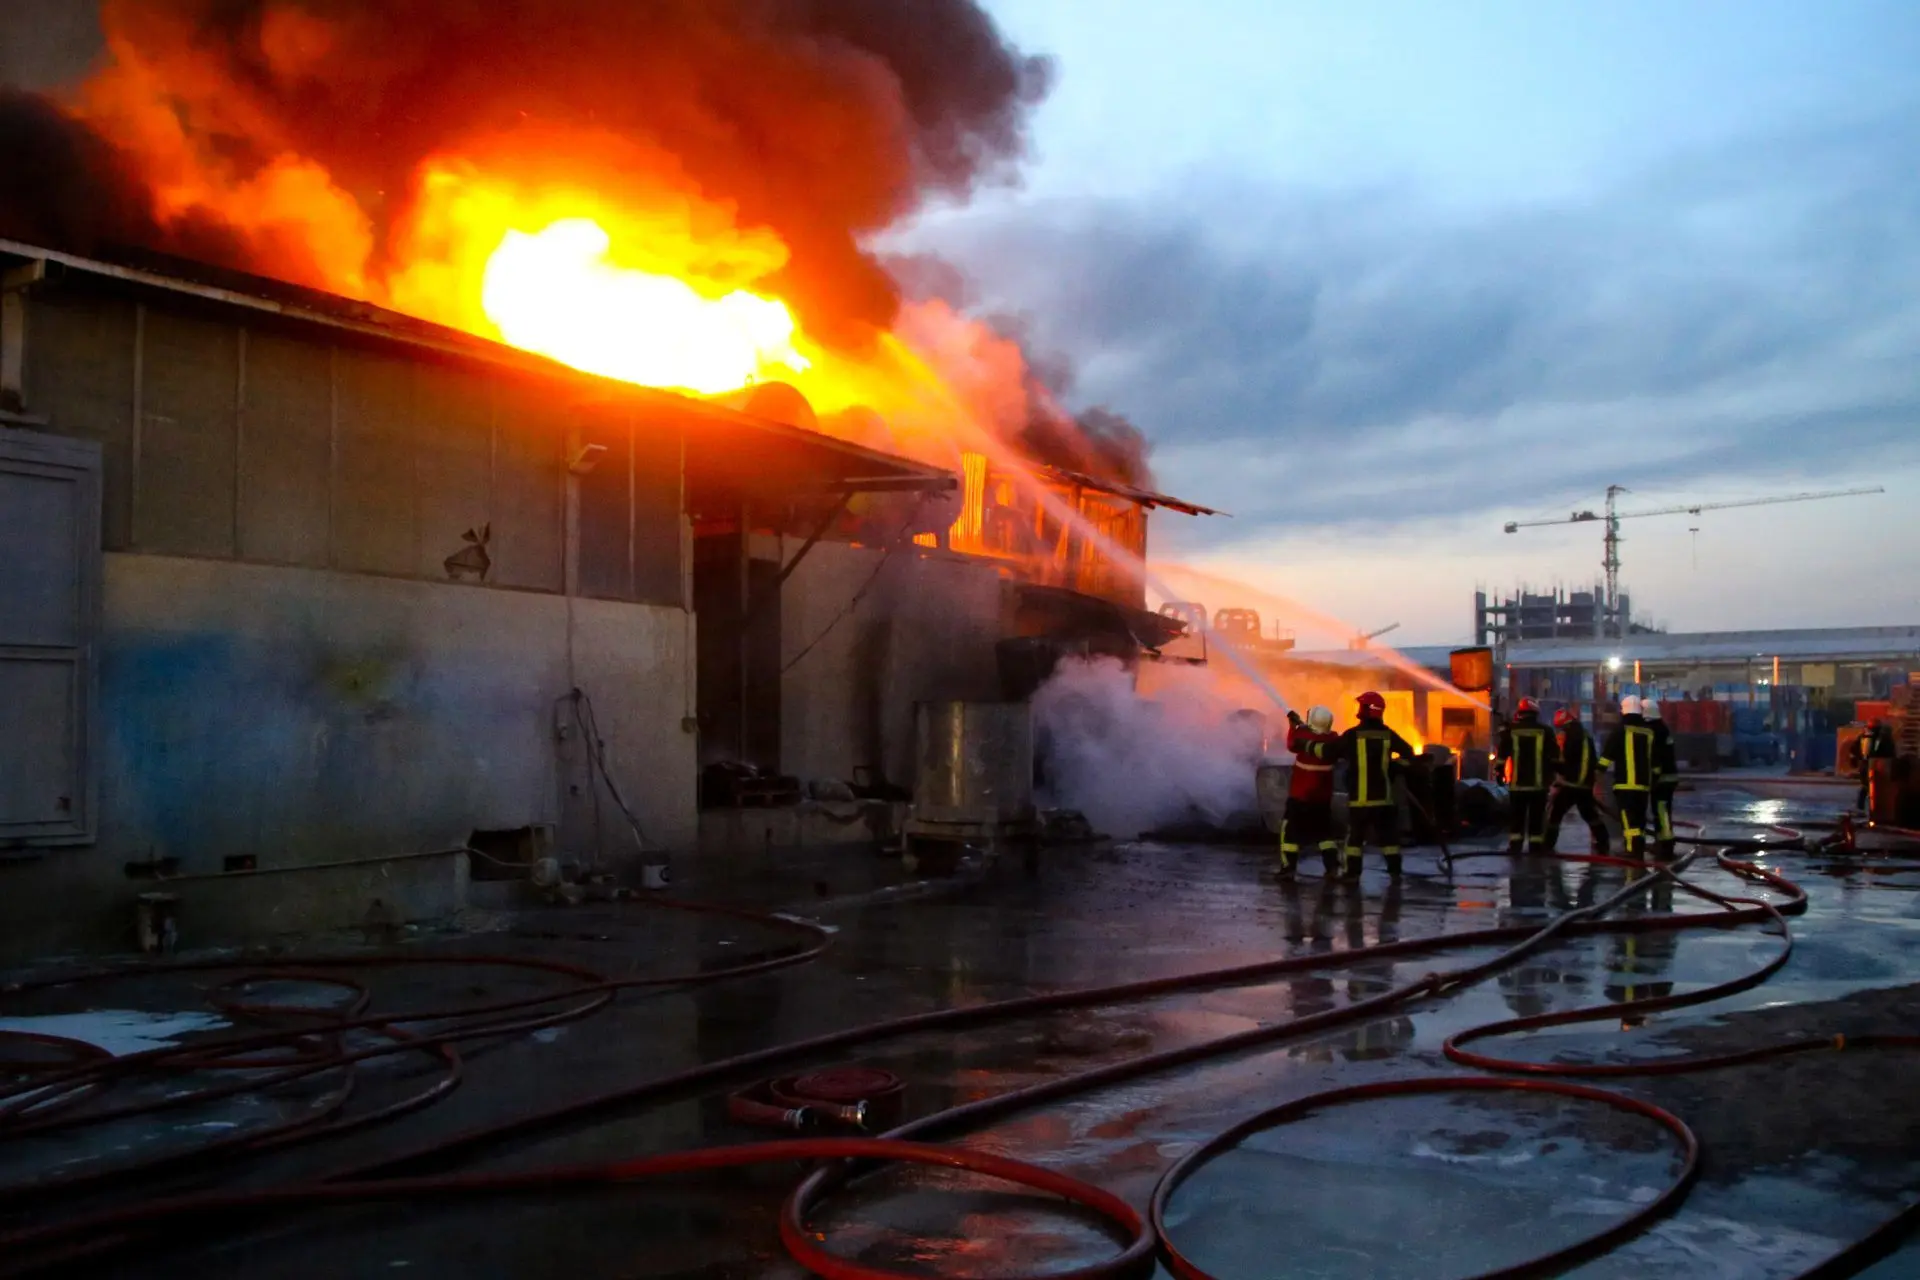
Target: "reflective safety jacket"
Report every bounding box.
[1338,719,1415,808]
[1855,724,1898,765]
[1650,720,1678,789]
[1555,720,1597,788]
[1497,717,1558,792]
[1286,722,1339,803]
[1599,715,1659,792]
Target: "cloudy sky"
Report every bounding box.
[908,0,1920,645]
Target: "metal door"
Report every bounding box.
[0,429,101,846]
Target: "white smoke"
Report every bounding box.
[1031,656,1266,839]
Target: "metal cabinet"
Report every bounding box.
[0,428,101,847]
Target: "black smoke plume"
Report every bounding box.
[1,0,1050,342]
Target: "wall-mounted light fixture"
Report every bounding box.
[569,442,608,475]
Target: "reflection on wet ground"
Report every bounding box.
[1168,1093,1686,1279]
[10,777,1920,1278]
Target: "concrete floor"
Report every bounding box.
[4,778,1918,1278]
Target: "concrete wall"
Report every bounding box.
[778,540,1004,791]
[0,555,696,960]
[1,279,701,960]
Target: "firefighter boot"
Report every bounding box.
[1321,849,1340,878]
[1341,847,1364,881]
[1385,851,1403,879]
[1276,849,1297,879]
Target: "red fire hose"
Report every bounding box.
[728,1065,908,1132]
[7,835,1920,1278]
[0,1139,1150,1280]
[0,894,832,1203]
[1150,1077,1701,1280]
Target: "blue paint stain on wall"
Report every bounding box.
[101,628,548,867]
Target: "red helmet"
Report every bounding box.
[1516,697,1539,716]
[1553,708,1574,728]
[1356,691,1386,717]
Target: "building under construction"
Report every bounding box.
[1474,584,1645,645]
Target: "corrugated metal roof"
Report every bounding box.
[1504,626,1920,668]
[1,239,1238,517]
[1271,645,1460,672]
[0,237,950,488]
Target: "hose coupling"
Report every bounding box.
[814,1100,866,1128]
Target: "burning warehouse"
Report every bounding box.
[0,236,1219,958]
[0,0,1240,953]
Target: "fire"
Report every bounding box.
[480,219,807,396]
[372,154,822,398]
[44,1,1137,484]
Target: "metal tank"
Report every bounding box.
[905,702,1037,857]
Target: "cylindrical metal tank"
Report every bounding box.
[912,701,1035,826]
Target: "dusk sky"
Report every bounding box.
[5,3,1915,647]
[908,0,1920,645]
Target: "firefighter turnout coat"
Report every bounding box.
[1600,715,1659,792]
[1338,720,1416,808]
[1497,717,1558,792]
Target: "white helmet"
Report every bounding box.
[1307,705,1334,732]
[1644,700,1662,720]
[1620,695,1643,716]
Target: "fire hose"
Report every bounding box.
[727,1066,907,1132]
[0,892,833,1203]
[6,836,1920,1278]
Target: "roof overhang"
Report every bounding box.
[1502,627,1920,669]
[1279,646,1459,673]
[1036,464,1225,517]
[0,239,954,508]
[1012,582,1188,650]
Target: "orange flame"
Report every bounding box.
[66,6,1062,475]
[480,219,806,395]
[72,25,1062,477]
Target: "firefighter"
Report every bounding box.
[1279,705,1341,877]
[1495,698,1558,855]
[1543,708,1609,855]
[1599,696,1659,860]
[1854,718,1898,813]
[1647,700,1679,860]
[1337,691,1415,879]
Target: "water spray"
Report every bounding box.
[874,335,1297,717]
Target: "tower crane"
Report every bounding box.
[1503,484,1883,635]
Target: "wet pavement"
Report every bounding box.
[4,777,1919,1278]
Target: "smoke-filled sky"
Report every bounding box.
[906,0,1920,644]
[5,2,1917,644]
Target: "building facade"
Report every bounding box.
[0,240,975,958]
